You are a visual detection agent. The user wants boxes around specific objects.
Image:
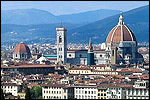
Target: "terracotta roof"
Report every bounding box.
[71,67,91,70]
[1,82,21,86]
[106,16,137,44]
[1,64,62,68]
[119,68,142,73]
[41,83,65,87]
[89,64,106,67]
[13,42,31,54]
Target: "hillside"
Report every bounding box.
[57,9,121,24]
[1,23,82,45]
[1,8,60,25]
[67,5,149,44]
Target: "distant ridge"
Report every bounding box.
[1,5,149,44]
[1,8,60,25]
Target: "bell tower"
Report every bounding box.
[56,26,67,64]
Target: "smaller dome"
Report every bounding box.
[13,42,31,54]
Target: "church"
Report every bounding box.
[12,13,144,66]
[56,13,144,66]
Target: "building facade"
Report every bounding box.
[74,85,97,99]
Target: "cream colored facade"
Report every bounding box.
[1,84,21,96]
[69,69,118,75]
[42,85,73,99]
[74,85,97,99]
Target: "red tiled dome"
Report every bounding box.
[13,42,31,54]
[106,13,137,44]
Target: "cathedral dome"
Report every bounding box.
[13,42,31,54]
[106,13,137,44]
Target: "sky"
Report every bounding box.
[1,1,149,15]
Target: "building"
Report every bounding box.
[69,66,118,75]
[67,49,87,65]
[125,80,149,99]
[1,64,66,75]
[87,39,95,66]
[56,26,67,64]
[1,82,22,96]
[106,13,144,64]
[57,13,144,66]
[13,42,31,60]
[42,83,74,99]
[106,84,126,99]
[74,84,97,99]
[97,84,108,99]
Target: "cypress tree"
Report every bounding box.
[25,87,31,99]
[1,89,5,99]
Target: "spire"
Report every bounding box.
[118,12,124,25]
[88,38,93,52]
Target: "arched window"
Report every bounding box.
[59,36,62,43]
[100,55,102,57]
[69,54,71,57]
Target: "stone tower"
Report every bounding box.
[87,38,95,66]
[56,26,67,64]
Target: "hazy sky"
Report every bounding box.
[1,1,149,15]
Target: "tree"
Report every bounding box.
[32,86,42,99]
[1,89,5,99]
[25,87,31,99]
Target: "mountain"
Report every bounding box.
[57,9,121,24]
[1,8,60,25]
[1,23,83,45]
[1,8,121,25]
[67,5,149,44]
[1,5,149,45]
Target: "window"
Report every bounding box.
[64,89,66,93]
[64,96,66,99]
[100,55,102,57]
[69,54,71,57]
[59,36,62,43]
[112,50,114,56]
[85,91,87,94]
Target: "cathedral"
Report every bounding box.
[12,13,144,66]
[56,13,144,65]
